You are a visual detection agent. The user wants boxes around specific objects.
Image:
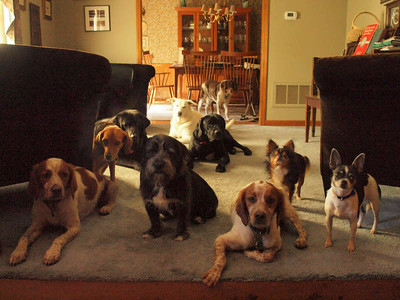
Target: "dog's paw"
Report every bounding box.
[347,241,355,252]
[99,205,113,215]
[8,249,27,266]
[244,148,252,156]
[295,195,302,201]
[325,239,333,248]
[294,238,308,249]
[244,250,275,263]
[173,232,189,242]
[142,229,162,239]
[43,249,61,265]
[192,216,204,224]
[216,165,226,173]
[203,266,222,287]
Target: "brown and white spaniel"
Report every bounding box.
[203,180,308,287]
[8,158,118,266]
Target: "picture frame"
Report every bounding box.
[19,0,26,11]
[381,0,394,4]
[84,5,111,32]
[142,36,149,51]
[42,0,52,21]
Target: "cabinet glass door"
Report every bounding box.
[199,18,212,52]
[182,14,195,50]
[216,21,229,51]
[233,14,247,52]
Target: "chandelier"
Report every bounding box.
[201,3,236,23]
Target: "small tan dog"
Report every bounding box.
[169,98,203,145]
[203,180,307,287]
[8,158,118,266]
[92,122,133,181]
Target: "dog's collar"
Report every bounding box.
[334,189,356,201]
[249,224,269,251]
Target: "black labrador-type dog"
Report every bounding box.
[189,114,252,173]
[140,134,218,241]
[95,109,150,169]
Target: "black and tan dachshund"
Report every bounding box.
[140,134,218,241]
[189,114,252,173]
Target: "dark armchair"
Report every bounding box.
[314,53,400,192]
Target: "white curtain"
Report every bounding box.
[0,0,15,44]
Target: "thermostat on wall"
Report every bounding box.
[285,11,298,20]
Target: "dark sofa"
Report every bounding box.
[314,53,400,192]
[0,44,154,186]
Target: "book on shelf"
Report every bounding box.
[353,23,379,55]
[366,29,383,53]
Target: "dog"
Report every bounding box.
[92,122,133,181]
[189,114,252,173]
[325,148,381,252]
[169,98,203,145]
[98,109,151,170]
[140,134,218,241]
[8,158,118,266]
[265,140,310,201]
[198,79,237,120]
[203,180,307,287]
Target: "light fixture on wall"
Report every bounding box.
[201,3,236,23]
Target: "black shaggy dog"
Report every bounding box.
[96,109,150,169]
[140,134,218,241]
[189,114,252,173]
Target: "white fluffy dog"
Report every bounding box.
[169,98,203,145]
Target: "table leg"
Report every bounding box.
[312,107,317,137]
[305,104,311,143]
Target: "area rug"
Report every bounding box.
[0,124,399,283]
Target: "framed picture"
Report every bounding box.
[29,3,42,46]
[381,0,394,4]
[19,0,26,11]
[42,0,52,20]
[84,5,111,32]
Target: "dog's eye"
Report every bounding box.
[248,196,256,203]
[42,171,52,179]
[266,197,275,205]
[59,171,69,179]
[114,141,121,146]
[348,175,354,181]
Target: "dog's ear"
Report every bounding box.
[95,128,106,144]
[28,162,42,199]
[66,163,78,199]
[142,115,151,128]
[352,153,365,173]
[329,148,341,170]
[266,139,278,156]
[193,118,204,138]
[220,81,226,91]
[284,140,295,151]
[169,98,176,104]
[234,182,253,226]
[123,131,134,155]
[270,183,286,228]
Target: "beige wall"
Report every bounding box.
[346,0,385,34]
[266,0,347,121]
[19,0,137,63]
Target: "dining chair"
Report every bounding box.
[305,57,321,142]
[220,51,259,120]
[182,50,219,102]
[142,51,174,108]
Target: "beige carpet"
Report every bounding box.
[0,124,400,282]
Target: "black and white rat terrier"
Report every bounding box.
[324,148,381,252]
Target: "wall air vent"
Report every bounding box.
[273,83,310,107]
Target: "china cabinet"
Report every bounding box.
[175,7,251,52]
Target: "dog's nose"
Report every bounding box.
[154,159,165,169]
[215,130,223,138]
[255,212,266,223]
[51,185,62,197]
[340,180,348,189]
[105,153,113,161]
[177,111,182,117]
